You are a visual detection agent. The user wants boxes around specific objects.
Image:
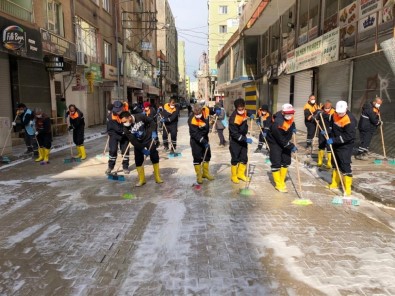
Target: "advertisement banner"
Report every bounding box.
[295,37,322,72]
[286,50,296,74]
[358,0,383,33]
[321,28,340,65]
[339,1,358,39]
[41,28,76,60]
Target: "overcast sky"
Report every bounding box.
[167,0,208,81]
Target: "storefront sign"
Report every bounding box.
[103,64,118,81]
[85,63,102,83]
[339,1,358,39]
[286,50,296,74]
[126,78,143,89]
[321,28,340,65]
[141,41,152,51]
[358,0,382,33]
[44,55,64,72]
[0,16,42,60]
[295,37,322,72]
[148,85,160,96]
[41,28,76,61]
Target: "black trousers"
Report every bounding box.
[217,129,225,145]
[73,126,85,146]
[229,139,248,165]
[191,139,211,164]
[357,130,375,153]
[37,133,52,149]
[305,121,317,145]
[332,144,353,176]
[268,142,292,171]
[318,133,331,151]
[24,133,37,152]
[108,136,130,169]
[257,131,265,149]
[134,140,159,167]
[163,123,177,149]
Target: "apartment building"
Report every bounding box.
[217,0,395,155]
[178,40,186,101]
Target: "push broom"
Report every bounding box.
[96,135,109,159]
[0,115,17,164]
[319,113,359,206]
[64,130,81,164]
[374,113,389,165]
[255,122,271,164]
[108,143,131,181]
[291,134,313,205]
[159,114,182,158]
[240,140,256,196]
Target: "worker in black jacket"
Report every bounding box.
[106,100,130,175]
[229,98,253,184]
[188,104,215,184]
[33,108,52,164]
[120,111,163,186]
[159,98,180,152]
[143,101,159,146]
[254,104,272,153]
[266,104,297,193]
[14,103,36,155]
[303,95,320,149]
[355,97,383,160]
[66,104,86,160]
[326,100,357,196]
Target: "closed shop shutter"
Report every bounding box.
[277,75,291,113]
[0,53,12,119]
[294,70,313,133]
[318,60,351,102]
[18,59,51,114]
[352,52,395,157]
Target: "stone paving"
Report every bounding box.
[1,111,395,295]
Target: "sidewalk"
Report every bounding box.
[248,123,395,208]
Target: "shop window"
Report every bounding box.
[46,0,64,36]
[104,41,111,65]
[298,0,309,45]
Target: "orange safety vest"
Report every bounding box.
[190,116,206,128]
[234,111,247,125]
[278,117,294,131]
[164,103,177,114]
[333,113,351,128]
[111,113,122,124]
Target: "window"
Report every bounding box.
[76,18,98,61]
[102,0,110,12]
[219,6,228,14]
[92,0,99,5]
[46,0,64,36]
[104,41,111,64]
[219,25,227,33]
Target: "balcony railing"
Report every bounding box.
[0,0,33,22]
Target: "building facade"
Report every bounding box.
[178,40,186,101]
[217,0,395,156]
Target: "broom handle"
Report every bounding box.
[378,113,386,159]
[319,113,346,196]
[68,131,73,157]
[159,114,176,151]
[293,134,303,196]
[1,115,17,157]
[103,136,109,155]
[115,142,131,172]
[211,116,217,133]
[143,139,155,164]
[256,123,270,152]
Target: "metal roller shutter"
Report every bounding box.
[294,70,313,133]
[0,53,12,119]
[318,60,351,102]
[277,75,291,113]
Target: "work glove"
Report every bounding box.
[326,138,334,145]
[292,128,297,134]
[320,130,326,136]
[12,122,16,126]
[291,146,298,153]
[204,143,210,149]
[249,114,255,120]
[142,148,150,156]
[160,118,166,123]
[142,111,146,115]
[256,120,261,126]
[151,131,158,139]
[245,138,253,144]
[68,126,74,131]
[262,132,267,138]
[377,121,383,126]
[215,109,221,116]
[35,131,39,136]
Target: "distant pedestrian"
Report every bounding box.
[214,105,226,147]
[254,104,272,153]
[66,104,86,160]
[303,95,320,149]
[355,96,383,160]
[34,108,52,164]
[14,103,36,155]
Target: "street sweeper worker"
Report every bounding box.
[33,108,52,164]
[143,101,159,146]
[15,103,36,155]
[106,100,130,175]
[303,95,320,149]
[326,100,357,196]
[120,111,163,186]
[314,100,335,169]
[229,98,253,184]
[160,98,180,152]
[266,103,297,193]
[355,96,383,160]
[188,104,215,184]
[66,104,86,160]
[254,104,272,153]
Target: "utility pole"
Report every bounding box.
[122,11,127,102]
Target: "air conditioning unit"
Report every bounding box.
[76,51,90,67]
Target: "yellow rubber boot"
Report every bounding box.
[43,148,50,163]
[279,167,288,193]
[317,150,325,167]
[79,145,87,160]
[194,164,203,184]
[231,165,239,184]
[202,162,215,181]
[237,163,250,182]
[344,175,352,196]
[326,152,332,169]
[75,146,82,158]
[272,170,287,192]
[327,170,340,189]
[153,163,163,184]
[136,166,146,187]
[35,148,44,162]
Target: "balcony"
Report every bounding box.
[0,0,33,22]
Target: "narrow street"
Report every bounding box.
[1,111,395,295]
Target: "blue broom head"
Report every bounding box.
[107,174,125,181]
[332,197,344,205]
[374,159,382,165]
